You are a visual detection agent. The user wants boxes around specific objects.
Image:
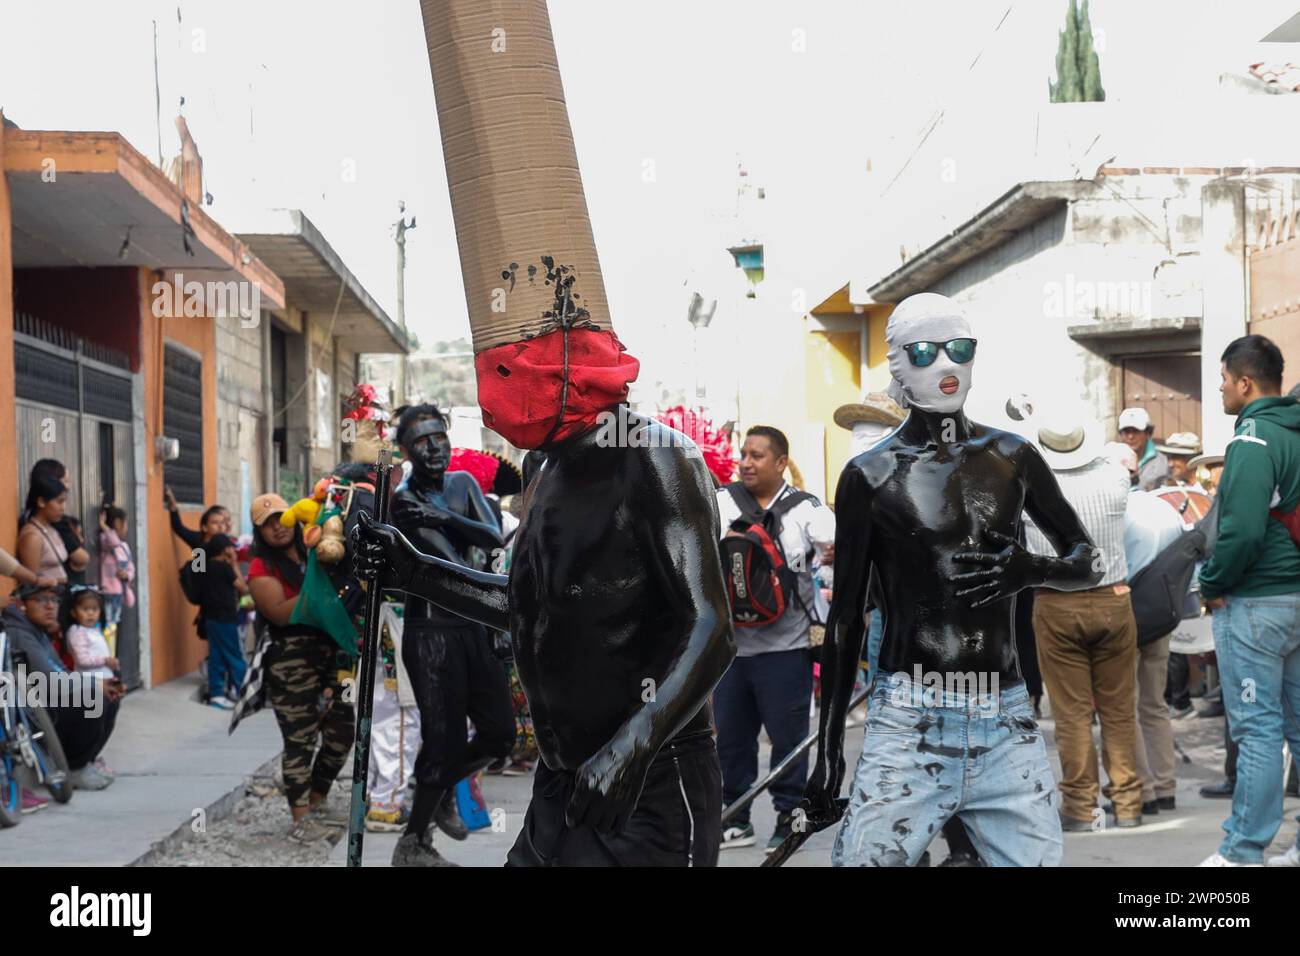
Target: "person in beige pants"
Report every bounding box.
[1133,635,1177,811]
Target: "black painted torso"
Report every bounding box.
[508,417,717,770]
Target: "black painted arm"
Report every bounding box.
[353,511,510,632]
[624,448,737,757]
[810,464,872,808]
[1020,443,1103,591]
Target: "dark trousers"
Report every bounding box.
[53,697,119,771]
[714,647,813,823]
[507,730,721,866]
[1166,652,1191,710]
[403,620,514,789]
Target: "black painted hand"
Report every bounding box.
[800,753,847,833]
[565,737,652,835]
[392,495,452,529]
[351,511,419,591]
[951,529,1040,608]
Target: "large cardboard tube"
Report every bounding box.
[419,0,613,353]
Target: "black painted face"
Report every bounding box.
[405,417,451,480]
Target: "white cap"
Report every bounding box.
[1118,407,1152,432]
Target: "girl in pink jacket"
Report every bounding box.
[98,506,135,631]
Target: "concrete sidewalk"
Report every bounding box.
[0,672,282,866]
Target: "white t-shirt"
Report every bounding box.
[716,483,837,657]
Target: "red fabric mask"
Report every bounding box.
[474,327,641,450]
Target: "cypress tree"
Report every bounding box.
[1050,0,1105,102]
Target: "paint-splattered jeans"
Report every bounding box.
[833,672,1063,867]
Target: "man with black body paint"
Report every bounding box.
[802,293,1103,867]
[356,404,736,866]
[386,404,514,867]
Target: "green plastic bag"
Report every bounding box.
[289,505,359,658]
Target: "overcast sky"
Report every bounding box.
[2,0,1296,367]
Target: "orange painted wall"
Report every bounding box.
[139,268,219,685]
[0,122,17,600]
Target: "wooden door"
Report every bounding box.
[1120,353,1202,442]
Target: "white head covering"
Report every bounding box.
[885,293,975,414]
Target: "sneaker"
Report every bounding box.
[721,822,756,849]
[766,813,795,854]
[309,802,348,829]
[1200,780,1234,799]
[1266,845,1300,867]
[1114,815,1142,829]
[92,757,115,779]
[1107,800,1158,817]
[1199,852,1262,867]
[21,788,49,813]
[69,764,114,791]
[391,831,459,867]
[1156,795,1176,811]
[1170,703,1195,720]
[209,696,235,710]
[502,759,534,776]
[286,816,335,845]
[1059,812,1095,833]
[1196,700,1225,719]
[366,805,409,833]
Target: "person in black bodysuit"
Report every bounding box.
[355,403,736,866]
[387,404,514,867]
[802,293,1103,867]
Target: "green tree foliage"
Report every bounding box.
[1050,0,1105,103]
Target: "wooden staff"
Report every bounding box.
[346,450,393,868]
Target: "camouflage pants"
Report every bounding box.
[266,631,356,810]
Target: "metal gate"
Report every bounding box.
[12,312,141,688]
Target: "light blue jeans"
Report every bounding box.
[1211,593,1300,864]
[833,672,1062,867]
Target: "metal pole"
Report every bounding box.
[346,450,393,867]
[721,683,869,827]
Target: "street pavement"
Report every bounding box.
[4,669,1294,867]
[329,696,1300,868]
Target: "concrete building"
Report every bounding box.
[864,167,1300,455]
[0,116,284,687]
[236,210,408,512]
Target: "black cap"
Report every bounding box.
[15,581,64,600]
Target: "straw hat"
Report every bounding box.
[833,392,905,431]
[1155,432,1202,457]
[1035,406,1104,472]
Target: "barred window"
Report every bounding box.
[163,345,205,505]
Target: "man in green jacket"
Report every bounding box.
[1198,334,1300,868]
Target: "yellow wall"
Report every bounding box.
[805,328,861,502]
[865,308,892,392]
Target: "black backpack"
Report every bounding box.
[1128,525,1207,646]
[720,484,815,628]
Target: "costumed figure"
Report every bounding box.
[354,0,735,867]
[800,292,1103,867]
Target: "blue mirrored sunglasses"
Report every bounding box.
[901,338,977,368]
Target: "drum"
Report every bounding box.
[1156,485,1213,524]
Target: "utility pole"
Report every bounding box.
[393,201,417,405]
